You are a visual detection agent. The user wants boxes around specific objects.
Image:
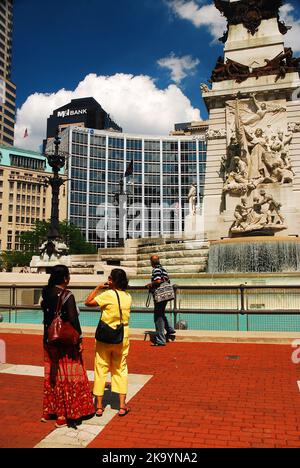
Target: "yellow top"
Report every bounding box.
[94,289,132,338]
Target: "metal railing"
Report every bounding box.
[0,284,300,332]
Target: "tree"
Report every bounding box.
[0,250,35,272]
[20,220,97,255]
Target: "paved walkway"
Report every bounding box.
[0,333,300,448]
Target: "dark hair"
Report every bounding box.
[110,269,128,291]
[47,265,70,288]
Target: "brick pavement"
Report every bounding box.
[0,333,300,448]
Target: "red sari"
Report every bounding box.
[43,343,95,420]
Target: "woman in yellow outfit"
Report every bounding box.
[85,269,132,417]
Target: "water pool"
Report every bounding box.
[2,308,300,332]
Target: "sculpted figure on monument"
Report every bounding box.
[224,95,293,192]
[200,83,210,93]
[242,94,285,127]
[259,190,285,226]
[230,190,286,235]
[187,184,197,216]
[245,128,270,181]
[231,196,267,233]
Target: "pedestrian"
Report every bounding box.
[146,255,175,346]
[41,265,95,427]
[85,269,132,417]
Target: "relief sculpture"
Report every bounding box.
[222,95,294,196]
[231,190,286,234]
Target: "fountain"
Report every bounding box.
[208,237,300,274]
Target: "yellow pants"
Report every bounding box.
[93,338,130,396]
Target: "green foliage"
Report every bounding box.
[0,220,97,270]
[0,250,35,272]
[19,220,97,255]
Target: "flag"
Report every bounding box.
[23,128,28,138]
[124,159,133,177]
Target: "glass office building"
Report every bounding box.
[62,127,207,248]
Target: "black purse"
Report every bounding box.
[95,290,124,344]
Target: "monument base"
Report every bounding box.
[30,255,72,273]
[184,210,205,240]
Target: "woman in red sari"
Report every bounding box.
[41,265,95,427]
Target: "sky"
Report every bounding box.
[12,0,300,151]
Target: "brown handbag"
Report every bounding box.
[47,289,80,346]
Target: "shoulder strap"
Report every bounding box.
[114,290,123,325]
[55,289,68,317]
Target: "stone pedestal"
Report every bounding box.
[184,209,207,240]
[30,255,72,273]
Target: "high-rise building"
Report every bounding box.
[60,127,207,248]
[0,144,67,251]
[43,97,122,151]
[0,0,16,146]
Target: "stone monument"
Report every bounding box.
[200,0,300,246]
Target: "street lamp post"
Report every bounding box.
[114,177,128,247]
[40,131,68,260]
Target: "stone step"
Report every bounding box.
[137,257,208,267]
[137,243,209,254]
[136,250,209,261]
[138,264,206,275]
[121,261,138,267]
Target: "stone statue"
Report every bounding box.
[231,190,286,234]
[200,83,210,93]
[258,190,285,226]
[245,128,270,180]
[231,196,267,233]
[39,239,68,261]
[187,184,197,216]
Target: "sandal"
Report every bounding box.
[118,406,131,417]
[55,416,67,428]
[95,407,104,417]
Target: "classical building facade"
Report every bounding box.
[0,0,16,146]
[0,145,67,251]
[60,127,207,248]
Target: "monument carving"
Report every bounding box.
[214,0,288,37]
[210,49,300,84]
[221,94,294,196]
[231,190,286,234]
[206,128,226,140]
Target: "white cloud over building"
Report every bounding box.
[15,73,201,151]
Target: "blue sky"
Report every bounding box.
[12,0,300,150]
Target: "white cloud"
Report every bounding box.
[280,3,300,53]
[167,0,226,41]
[157,53,200,83]
[15,73,201,151]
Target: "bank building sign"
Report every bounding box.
[57,108,88,118]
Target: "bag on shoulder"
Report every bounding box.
[95,290,124,344]
[153,281,175,303]
[47,289,80,346]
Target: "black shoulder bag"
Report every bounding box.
[95,290,124,344]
